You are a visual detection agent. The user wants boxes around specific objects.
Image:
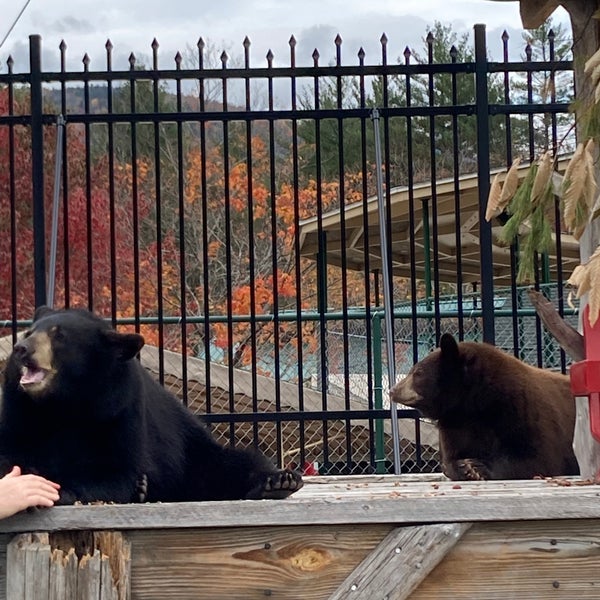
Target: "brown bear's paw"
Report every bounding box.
[448,459,491,481]
[245,469,304,500]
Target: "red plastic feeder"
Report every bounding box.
[570,305,600,442]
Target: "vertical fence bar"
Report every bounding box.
[8,55,18,338]
[372,313,385,474]
[47,115,65,308]
[29,34,46,308]
[372,108,401,474]
[289,35,307,468]
[357,46,376,471]
[474,23,495,344]
[243,38,259,442]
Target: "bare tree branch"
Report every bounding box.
[527,288,584,361]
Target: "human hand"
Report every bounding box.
[0,466,60,519]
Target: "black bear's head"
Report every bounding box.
[9,306,145,403]
[389,333,466,420]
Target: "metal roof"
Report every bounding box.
[298,156,579,285]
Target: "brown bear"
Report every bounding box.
[389,333,578,480]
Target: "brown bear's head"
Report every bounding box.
[389,333,466,420]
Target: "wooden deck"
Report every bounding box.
[1,474,600,599]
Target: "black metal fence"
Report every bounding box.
[0,24,576,475]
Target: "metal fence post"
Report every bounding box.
[372,108,401,474]
[29,34,46,308]
[474,23,495,343]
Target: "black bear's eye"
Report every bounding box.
[51,326,65,341]
[22,330,32,339]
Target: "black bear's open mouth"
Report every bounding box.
[20,364,48,387]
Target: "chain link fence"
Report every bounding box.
[146,283,576,476]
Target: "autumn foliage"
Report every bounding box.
[0,86,373,372]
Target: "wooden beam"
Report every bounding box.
[411,519,600,599]
[2,477,600,534]
[518,0,560,28]
[329,523,471,600]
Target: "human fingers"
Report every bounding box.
[20,474,60,490]
[4,466,21,479]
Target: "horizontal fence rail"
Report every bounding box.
[0,23,576,474]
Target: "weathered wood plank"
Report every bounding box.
[26,541,51,600]
[411,519,600,599]
[329,523,471,600]
[128,524,392,600]
[5,531,130,600]
[1,476,600,533]
[7,534,52,600]
[100,555,118,600]
[77,551,101,600]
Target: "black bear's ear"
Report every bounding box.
[439,333,460,363]
[33,306,54,322]
[102,330,145,361]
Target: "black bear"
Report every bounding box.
[0,306,303,504]
[389,333,578,480]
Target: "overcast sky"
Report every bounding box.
[0,0,570,72]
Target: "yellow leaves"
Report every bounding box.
[501,157,521,205]
[485,173,502,222]
[562,139,598,240]
[484,158,521,222]
[568,246,600,326]
[585,46,600,105]
[531,151,553,206]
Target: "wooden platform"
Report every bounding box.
[1,474,600,599]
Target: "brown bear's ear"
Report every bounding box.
[439,333,460,363]
[102,330,145,361]
[33,306,55,322]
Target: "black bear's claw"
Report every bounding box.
[135,473,149,503]
[246,469,303,500]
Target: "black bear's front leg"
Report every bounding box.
[244,468,303,499]
[55,473,149,505]
[187,441,304,501]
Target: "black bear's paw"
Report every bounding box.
[455,458,491,481]
[134,473,149,503]
[245,469,304,500]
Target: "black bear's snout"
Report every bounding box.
[12,341,29,360]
